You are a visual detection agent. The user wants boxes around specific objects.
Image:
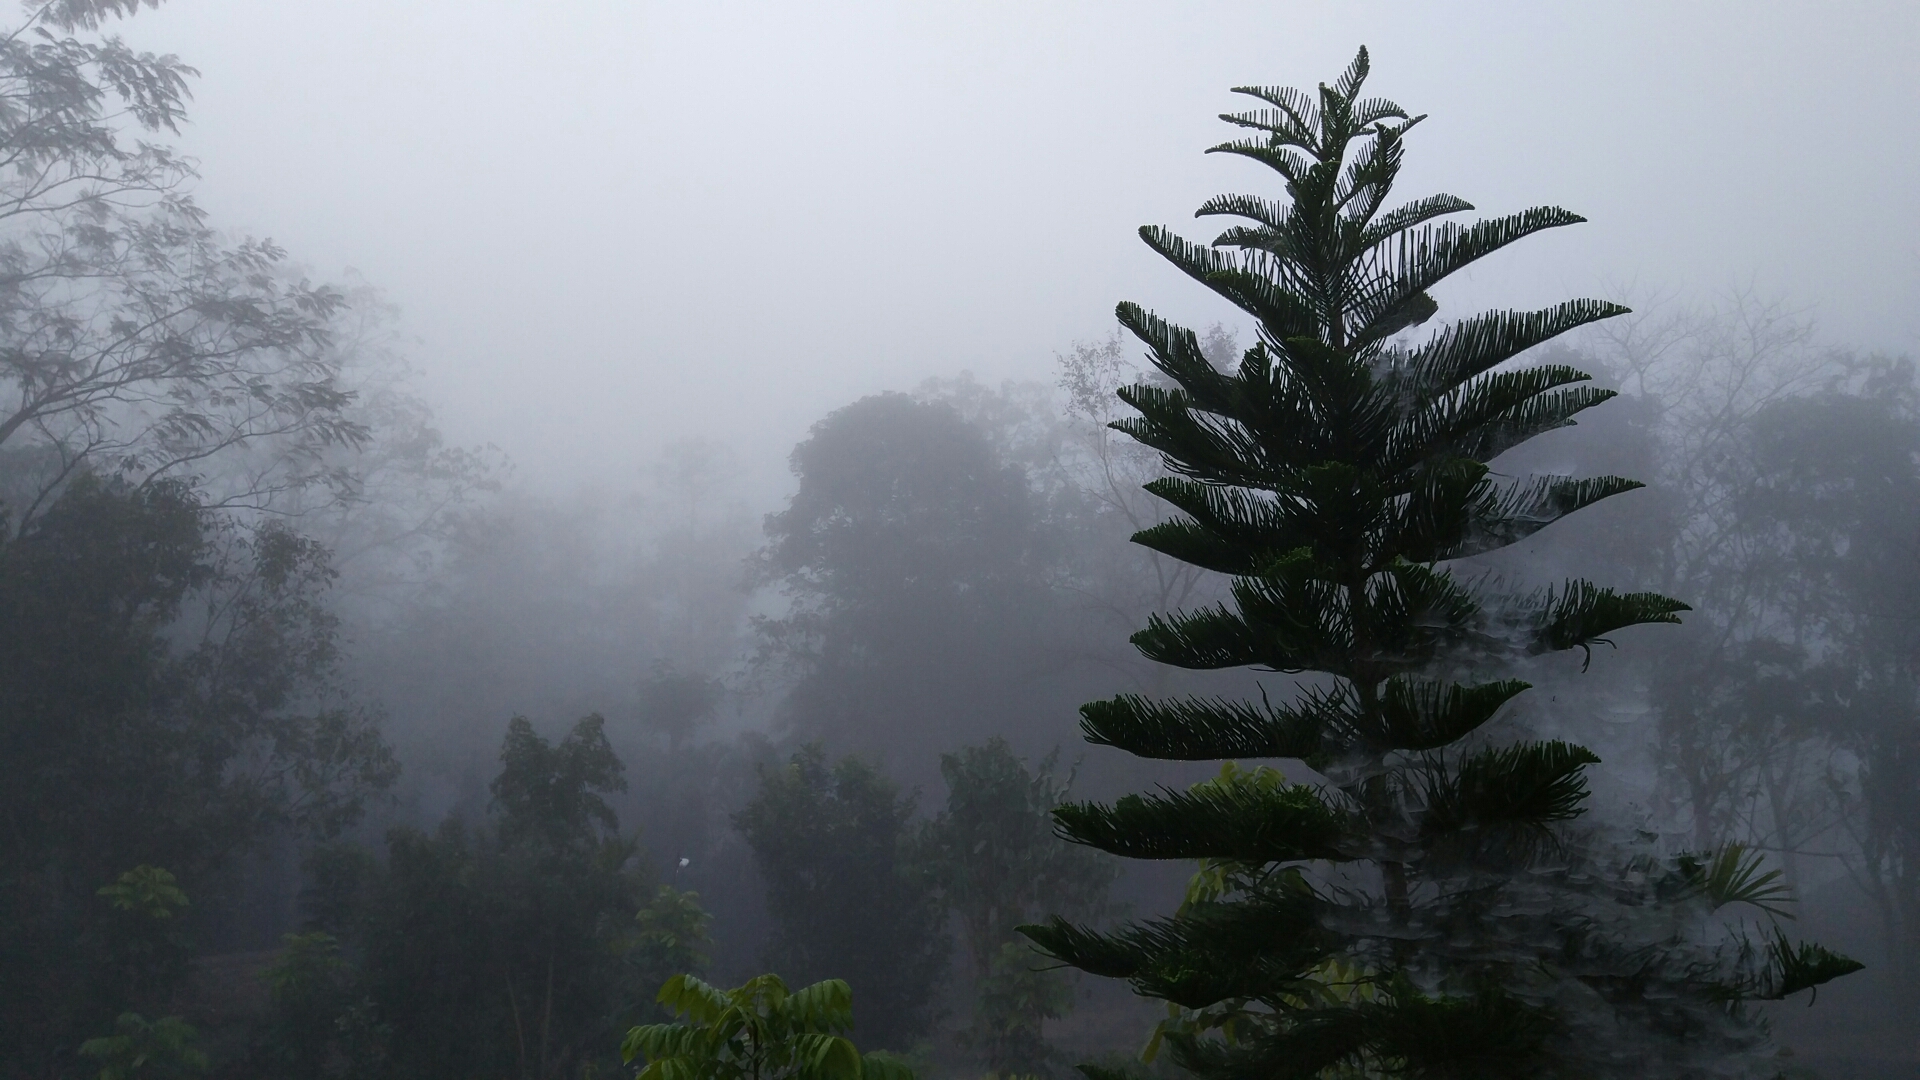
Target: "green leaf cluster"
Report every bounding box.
[1020,47,1858,1080]
[78,1013,207,1080]
[621,974,913,1080]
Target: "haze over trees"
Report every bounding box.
[1,4,1917,1080]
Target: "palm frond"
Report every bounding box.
[1681,844,1794,918]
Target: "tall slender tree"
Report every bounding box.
[1021,49,1859,1080]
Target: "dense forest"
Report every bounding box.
[2,5,1915,1080]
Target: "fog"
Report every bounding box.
[8,2,1920,1078]
[123,1,1920,494]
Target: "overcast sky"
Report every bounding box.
[121,0,1920,492]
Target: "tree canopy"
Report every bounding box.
[733,745,948,1050]
[757,392,1059,755]
[0,472,393,1075]
[0,0,362,529]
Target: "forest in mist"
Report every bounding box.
[5,3,1920,1080]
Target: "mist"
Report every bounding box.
[5,2,1920,1079]
[115,1,1920,495]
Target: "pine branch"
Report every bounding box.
[1196,192,1293,232]
[1021,891,1329,1007]
[1457,385,1619,463]
[1391,364,1600,469]
[1420,740,1600,835]
[1396,301,1628,398]
[1368,677,1530,753]
[1349,208,1588,344]
[1375,458,1490,564]
[1760,928,1864,1001]
[1052,783,1349,863]
[1443,474,1645,561]
[1079,687,1341,762]
[1358,193,1475,251]
[1352,560,1482,665]
[1131,603,1276,671]
[1518,580,1689,661]
[1136,227,1321,339]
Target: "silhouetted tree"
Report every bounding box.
[925,739,1118,1074]
[261,716,694,1080]
[0,474,392,1075]
[1021,49,1859,1080]
[348,716,649,1080]
[757,393,1060,758]
[637,663,722,752]
[733,745,947,1049]
[1703,364,1920,1028]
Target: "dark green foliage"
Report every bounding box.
[1053,782,1346,864]
[1761,931,1865,1001]
[365,716,646,1080]
[79,1012,210,1080]
[491,714,624,848]
[0,475,392,1076]
[631,884,715,987]
[258,715,681,1080]
[258,931,384,1080]
[1020,49,1857,1080]
[733,745,948,1050]
[923,739,1119,1074]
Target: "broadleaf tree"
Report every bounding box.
[1019,48,1860,1080]
[924,738,1117,1075]
[0,473,393,1077]
[733,745,947,1050]
[0,0,363,531]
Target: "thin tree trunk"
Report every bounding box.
[507,974,528,1080]
[540,955,555,1080]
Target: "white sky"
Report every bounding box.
[122,0,1920,492]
